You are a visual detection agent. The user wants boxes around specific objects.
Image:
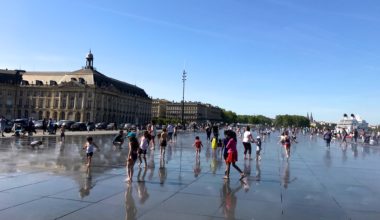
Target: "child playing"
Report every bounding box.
[126,132,139,182]
[113,130,125,148]
[83,136,100,167]
[138,131,149,168]
[256,136,262,161]
[193,136,203,158]
[159,128,168,156]
[60,126,65,142]
[211,136,218,152]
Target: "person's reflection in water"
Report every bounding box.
[324,148,332,168]
[148,151,155,181]
[193,157,201,177]
[166,144,173,162]
[363,145,370,157]
[220,179,243,220]
[281,162,296,189]
[79,166,95,198]
[125,183,137,220]
[205,146,211,162]
[158,157,167,185]
[255,160,261,183]
[341,143,348,163]
[210,154,218,175]
[243,159,251,176]
[351,143,358,158]
[137,168,149,204]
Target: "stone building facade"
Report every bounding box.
[0,52,151,125]
[152,99,170,118]
[152,99,222,123]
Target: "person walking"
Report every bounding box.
[148,122,157,149]
[167,123,174,143]
[212,124,219,140]
[342,128,348,144]
[206,125,212,142]
[60,126,66,142]
[42,118,47,135]
[242,126,254,160]
[353,129,359,143]
[126,132,139,182]
[323,129,332,148]
[159,128,168,156]
[224,130,245,180]
[280,131,291,159]
[255,136,262,161]
[138,131,149,168]
[173,125,178,142]
[193,136,204,158]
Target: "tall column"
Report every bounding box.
[73,93,77,110]
[66,93,69,110]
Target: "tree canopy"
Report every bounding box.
[274,115,310,127]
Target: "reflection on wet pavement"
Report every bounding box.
[0,132,380,219]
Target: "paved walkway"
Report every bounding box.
[0,131,379,220]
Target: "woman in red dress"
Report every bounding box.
[224,130,246,180]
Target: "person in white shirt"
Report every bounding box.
[138,131,150,168]
[242,126,254,160]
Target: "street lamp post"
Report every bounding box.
[181,70,187,130]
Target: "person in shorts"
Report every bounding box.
[193,136,204,158]
[138,131,149,168]
[159,128,168,156]
[126,132,139,182]
[83,136,100,167]
[113,130,125,148]
[242,126,254,160]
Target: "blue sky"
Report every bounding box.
[1,0,379,124]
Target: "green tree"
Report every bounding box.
[274,115,310,127]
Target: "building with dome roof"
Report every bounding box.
[0,52,151,124]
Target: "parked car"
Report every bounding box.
[70,122,87,131]
[4,119,14,133]
[63,121,75,130]
[118,123,125,130]
[86,122,96,131]
[95,122,107,130]
[106,123,116,130]
[123,123,133,130]
[12,118,29,134]
[57,120,75,128]
[33,120,44,130]
[13,118,28,129]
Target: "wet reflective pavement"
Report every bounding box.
[0,132,380,220]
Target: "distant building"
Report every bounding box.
[306,112,314,122]
[0,51,152,124]
[165,101,222,123]
[152,99,170,118]
[0,69,24,119]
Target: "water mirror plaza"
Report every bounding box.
[0,131,379,220]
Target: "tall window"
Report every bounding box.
[39,99,43,108]
[61,99,66,108]
[87,100,92,108]
[54,99,59,108]
[69,97,74,108]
